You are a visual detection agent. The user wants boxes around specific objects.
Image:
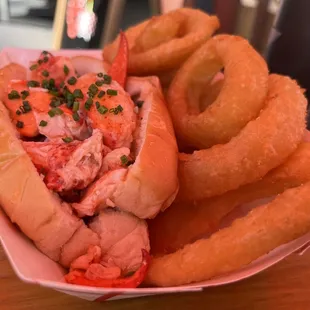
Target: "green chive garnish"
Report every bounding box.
[95,80,104,87]
[48,90,59,97]
[30,64,38,71]
[72,112,80,121]
[27,80,40,88]
[8,90,20,99]
[62,137,73,143]
[49,78,55,87]
[67,76,77,85]
[49,99,62,108]
[107,89,117,96]
[21,90,29,100]
[103,74,112,84]
[97,106,108,114]
[73,89,84,99]
[16,121,24,128]
[85,98,93,110]
[42,51,48,55]
[42,70,49,77]
[16,110,21,115]
[120,155,128,165]
[38,59,43,65]
[88,84,98,96]
[43,56,49,63]
[95,101,100,109]
[48,108,63,117]
[110,105,123,115]
[97,72,104,78]
[63,65,69,75]
[22,101,32,113]
[59,81,65,88]
[39,120,48,127]
[72,101,79,112]
[97,90,105,98]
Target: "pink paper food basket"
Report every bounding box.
[1,47,310,302]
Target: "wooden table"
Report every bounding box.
[1,245,310,310]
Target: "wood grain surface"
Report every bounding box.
[1,245,310,310]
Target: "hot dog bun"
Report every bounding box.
[0,100,82,261]
[114,76,179,218]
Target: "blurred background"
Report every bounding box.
[0,0,281,53]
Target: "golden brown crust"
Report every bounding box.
[177,74,307,202]
[103,8,219,76]
[149,142,310,255]
[113,76,179,219]
[146,181,310,287]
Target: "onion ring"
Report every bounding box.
[103,8,219,77]
[145,180,310,287]
[167,34,269,149]
[149,142,310,255]
[176,74,307,202]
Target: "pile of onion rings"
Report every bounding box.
[140,30,309,286]
[99,8,310,288]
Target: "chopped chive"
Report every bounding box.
[95,101,100,109]
[72,101,79,112]
[103,74,112,84]
[136,100,144,108]
[21,90,29,100]
[63,65,69,75]
[120,155,128,165]
[16,110,21,115]
[54,107,64,115]
[30,64,38,71]
[16,121,24,128]
[27,80,40,87]
[97,90,105,98]
[95,80,104,87]
[22,101,32,113]
[110,105,123,115]
[72,111,80,121]
[48,90,60,97]
[38,59,43,65]
[48,109,55,117]
[62,137,73,143]
[73,89,84,99]
[49,99,61,108]
[42,70,49,77]
[48,108,63,117]
[88,84,98,96]
[85,98,93,110]
[49,78,55,87]
[59,81,65,88]
[8,90,20,99]
[43,56,49,63]
[67,76,77,85]
[39,120,48,127]
[97,105,108,114]
[41,79,49,89]
[107,89,117,96]
[42,50,48,55]
[97,72,104,78]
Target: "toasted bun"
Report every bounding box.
[113,76,179,218]
[0,101,82,261]
[0,63,27,101]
